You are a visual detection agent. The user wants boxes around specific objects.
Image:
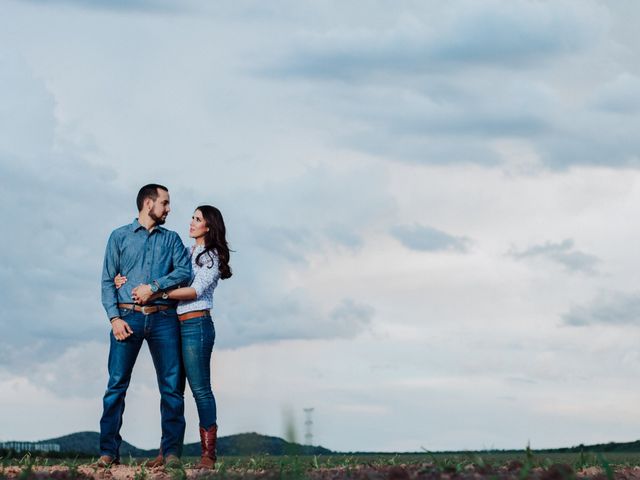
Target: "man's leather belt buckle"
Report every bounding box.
[118,303,170,315]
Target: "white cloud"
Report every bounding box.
[510,239,599,274]
[562,291,640,326]
[269,0,603,79]
[390,224,471,252]
[22,0,195,13]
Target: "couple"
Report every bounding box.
[98,184,231,469]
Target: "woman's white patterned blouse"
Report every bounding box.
[176,245,220,315]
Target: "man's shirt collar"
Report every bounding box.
[130,218,165,234]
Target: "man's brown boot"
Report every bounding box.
[196,425,218,469]
[143,445,163,468]
[144,453,163,468]
[94,455,119,468]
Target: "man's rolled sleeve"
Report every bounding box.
[154,233,192,291]
[101,232,121,320]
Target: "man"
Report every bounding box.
[98,184,191,467]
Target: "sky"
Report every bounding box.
[2,0,640,453]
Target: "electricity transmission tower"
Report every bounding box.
[303,407,315,446]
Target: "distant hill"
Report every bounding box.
[544,440,640,454]
[36,431,147,457]
[27,431,332,457]
[186,432,331,456]
[9,431,640,456]
[425,440,640,455]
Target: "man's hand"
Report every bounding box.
[114,273,127,289]
[132,284,153,304]
[111,318,133,341]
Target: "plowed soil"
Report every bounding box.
[3,463,640,480]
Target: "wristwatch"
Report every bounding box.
[150,281,160,293]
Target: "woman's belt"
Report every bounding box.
[178,310,210,321]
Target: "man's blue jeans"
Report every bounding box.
[180,313,217,429]
[100,308,185,459]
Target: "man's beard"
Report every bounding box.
[149,210,167,225]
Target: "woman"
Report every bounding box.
[115,205,231,469]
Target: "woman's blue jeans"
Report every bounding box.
[180,313,217,429]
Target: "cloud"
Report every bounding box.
[329,298,374,334]
[251,225,315,264]
[225,163,395,263]
[269,1,600,80]
[252,2,640,170]
[562,292,640,326]
[0,49,387,377]
[297,67,640,169]
[510,239,599,274]
[217,294,374,348]
[325,79,553,165]
[22,0,190,13]
[202,166,391,348]
[591,73,640,114]
[0,53,126,370]
[0,54,55,157]
[390,224,470,252]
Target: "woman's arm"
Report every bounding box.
[120,250,219,303]
[165,287,197,301]
[135,287,198,302]
[118,274,197,302]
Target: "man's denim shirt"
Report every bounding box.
[101,219,192,321]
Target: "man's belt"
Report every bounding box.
[118,303,173,315]
[178,310,210,322]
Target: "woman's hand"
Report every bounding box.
[114,273,128,289]
[132,285,162,304]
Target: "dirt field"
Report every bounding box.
[2,462,640,480]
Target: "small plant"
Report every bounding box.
[420,448,444,469]
[294,455,306,478]
[217,459,228,479]
[61,458,82,480]
[17,464,33,480]
[525,442,535,465]
[133,464,148,480]
[167,462,187,480]
[578,448,586,469]
[597,453,615,480]
[18,453,32,466]
[17,453,34,480]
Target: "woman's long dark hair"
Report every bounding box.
[194,205,232,280]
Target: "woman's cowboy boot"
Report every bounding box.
[196,425,218,469]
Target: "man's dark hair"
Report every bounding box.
[136,184,168,211]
